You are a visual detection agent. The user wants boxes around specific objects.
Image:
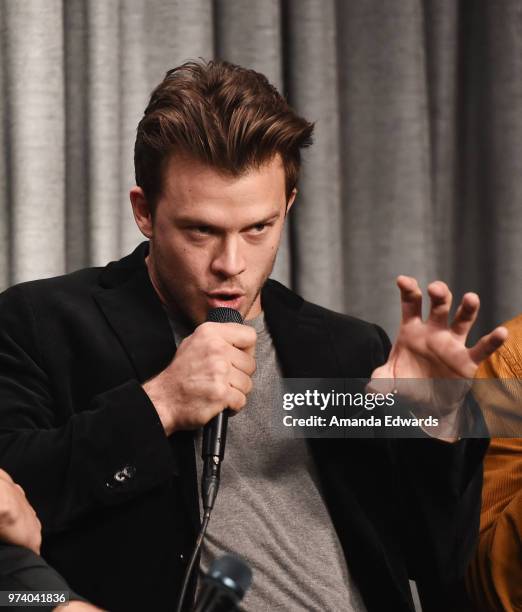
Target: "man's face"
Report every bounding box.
[131,154,295,324]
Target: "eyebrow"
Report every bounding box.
[176,211,281,230]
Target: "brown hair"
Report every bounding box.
[134,59,314,207]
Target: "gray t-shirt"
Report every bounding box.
[170,312,366,611]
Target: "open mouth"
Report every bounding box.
[206,292,245,309]
[213,294,239,301]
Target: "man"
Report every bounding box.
[466,314,522,612]
[0,60,507,611]
[0,469,99,611]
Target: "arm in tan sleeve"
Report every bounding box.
[466,315,522,612]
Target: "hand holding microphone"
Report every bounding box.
[142,312,256,436]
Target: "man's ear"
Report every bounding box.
[285,187,297,215]
[130,186,153,238]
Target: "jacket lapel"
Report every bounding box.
[94,245,175,383]
[261,279,340,378]
[94,243,200,531]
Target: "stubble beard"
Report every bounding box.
[243,250,278,320]
[148,242,279,324]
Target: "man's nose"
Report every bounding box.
[210,235,246,277]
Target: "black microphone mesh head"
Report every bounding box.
[207,554,253,600]
[206,307,243,324]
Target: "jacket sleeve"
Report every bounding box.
[0,286,178,534]
[372,324,489,590]
[0,543,88,607]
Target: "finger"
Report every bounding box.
[451,292,480,337]
[204,322,257,352]
[226,386,247,412]
[365,377,395,395]
[229,345,256,375]
[397,275,422,322]
[468,326,508,365]
[427,281,452,327]
[15,484,26,497]
[229,366,253,396]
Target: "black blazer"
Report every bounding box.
[0,242,486,611]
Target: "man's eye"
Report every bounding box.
[192,226,212,235]
[250,224,267,233]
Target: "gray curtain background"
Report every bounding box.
[0,0,521,339]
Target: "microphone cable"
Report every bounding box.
[175,508,211,612]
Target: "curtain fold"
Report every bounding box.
[336,0,436,333]
[0,0,520,336]
[285,0,344,312]
[1,0,65,283]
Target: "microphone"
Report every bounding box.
[201,307,244,513]
[193,554,253,612]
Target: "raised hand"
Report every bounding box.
[370,276,508,434]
